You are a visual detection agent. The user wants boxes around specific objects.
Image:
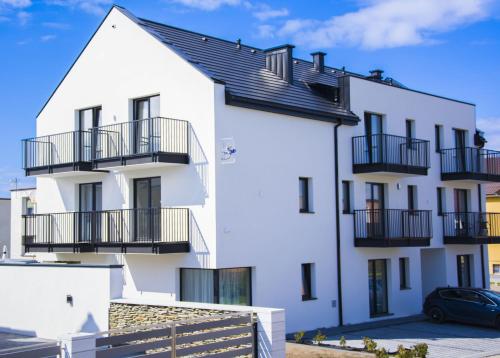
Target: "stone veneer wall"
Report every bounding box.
[109,303,233,329]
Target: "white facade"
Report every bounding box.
[0,198,10,258]
[11,5,491,336]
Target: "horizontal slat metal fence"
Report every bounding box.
[352,134,430,168]
[95,312,254,358]
[22,208,189,245]
[354,209,433,240]
[0,342,60,358]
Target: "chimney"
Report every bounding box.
[264,44,295,84]
[369,69,384,81]
[311,52,326,73]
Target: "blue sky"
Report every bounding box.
[0,0,499,196]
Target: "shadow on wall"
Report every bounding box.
[189,125,209,199]
[190,213,209,267]
[79,313,99,333]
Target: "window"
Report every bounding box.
[437,187,445,216]
[342,181,352,214]
[399,258,410,289]
[368,259,388,316]
[133,95,160,154]
[180,267,251,306]
[299,177,312,213]
[493,264,500,274]
[457,255,472,287]
[79,182,102,242]
[407,185,417,210]
[301,263,316,301]
[406,120,414,139]
[439,289,460,300]
[435,125,443,152]
[22,197,35,216]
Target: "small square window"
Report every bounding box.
[399,257,410,290]
[493,264,500,274]
[301,263,316,301]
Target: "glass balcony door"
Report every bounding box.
[454,189,470,236]
[369,259,388,316]
[454,129,467,172]
[79,182,102,243]
[366,183,385,237]
[133,95,160,155]
[134,177,161,242]
[365,113,383,164]
[79,107,102,161]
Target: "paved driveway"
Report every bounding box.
[0,332,53,351]
[325,320,500,358]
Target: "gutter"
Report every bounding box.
[478,183,486,288]
[334,122,343,326]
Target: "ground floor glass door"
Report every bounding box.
[368,259,388,316]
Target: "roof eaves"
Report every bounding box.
[225,90,359,125]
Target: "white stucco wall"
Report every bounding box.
[338,76,486,325]
[32,7,218,301]
[0,263,122,339]
[9,188,36,259]
[0,199,10,258]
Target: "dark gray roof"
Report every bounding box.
[115,7,358,124]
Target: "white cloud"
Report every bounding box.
[170,0,241,11]
[253,4,288,21]
[41,34,56,42]
[477,117,500,150]
[0,0,31,8]
[16,9,30,25]
[45,0,112,16]
[278,0,492,49]
[256,24,275,38]
[42,21,70,29]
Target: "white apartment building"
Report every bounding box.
[14,5,500,333]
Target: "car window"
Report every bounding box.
[439,289,460,300]
[483,290,500,303]
[459,290,494,305]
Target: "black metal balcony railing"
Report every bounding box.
[22,131,93,175]
[92,117,189,166]
[352,134,430,175]
[22,208,190,254]
[21,117,189,175]
[354,209,432,247]
[440,147,500,181]
[443,212,500,244]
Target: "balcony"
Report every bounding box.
[440,147,500,181]
[92,117,189,169]
[443,212,500,244]
[352,134,430,175]
[22,208,190,254]
[354,209,432,247]
[22,131,93,176]
[22,117,189,176]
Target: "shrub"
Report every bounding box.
[396,344,415,358]
[413,343,428,357]
[313,330,327,345]
[375,347,389,358]
[339,336,347,348]
[293,331,305,344]
[363,337,377,352]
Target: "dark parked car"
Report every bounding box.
[424,287,500,328]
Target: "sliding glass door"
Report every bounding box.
[79,107,102,161]
[366,183,385,237]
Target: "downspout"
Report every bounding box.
[334,122,343,326]
[478,183,486,288]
